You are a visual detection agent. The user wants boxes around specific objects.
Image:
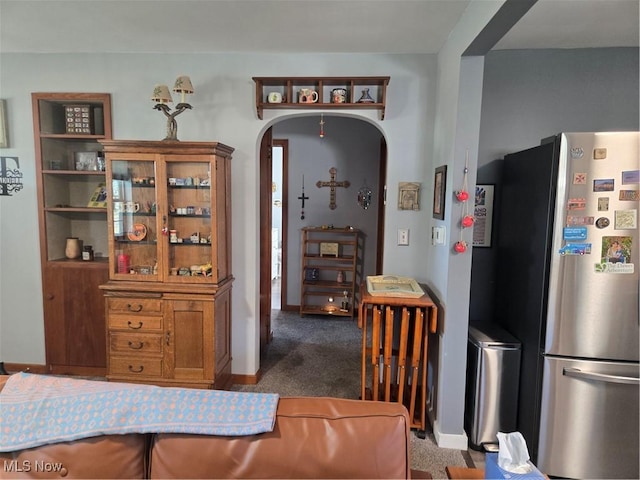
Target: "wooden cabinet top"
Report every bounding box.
[99,140,234,156]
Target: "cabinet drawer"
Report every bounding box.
[107,298,162,315]
[110,332,163,354]
[110,356,163,377]
[108,314,162,331]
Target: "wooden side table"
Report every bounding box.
[358,283,437,436]
[445,466,484,479]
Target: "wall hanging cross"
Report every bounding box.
[316,167,350,210]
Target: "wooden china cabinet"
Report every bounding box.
[99,140,234,389]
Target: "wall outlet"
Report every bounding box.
[397,228,409,246]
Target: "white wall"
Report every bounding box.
[0,53,438,379]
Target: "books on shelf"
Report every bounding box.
[87,183,107,208]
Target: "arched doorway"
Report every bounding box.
[259,115,387,360]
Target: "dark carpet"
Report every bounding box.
[232,310,469,478]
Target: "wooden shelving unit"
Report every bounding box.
[32,92,113,376]
[300,227,362,318]
[252,76,390,120]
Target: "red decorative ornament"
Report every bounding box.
[454,241,467,253]
[461,215,475,228]
[456,190,469,202]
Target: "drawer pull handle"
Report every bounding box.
[128,365,144,373]
[127,321,143,330]
[128,341,144,350]
[127,303,143,312]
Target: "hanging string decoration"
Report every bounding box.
[454,150,474,253]
[319,114,325,138]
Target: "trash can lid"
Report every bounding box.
[468,323,521,348]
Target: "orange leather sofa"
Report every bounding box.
[0,376,430,478]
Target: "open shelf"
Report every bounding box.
[252,76,390,120]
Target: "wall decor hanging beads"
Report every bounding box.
[454,150,474,253]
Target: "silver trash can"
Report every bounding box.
[464,323,521,450]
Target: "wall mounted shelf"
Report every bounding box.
[252,76,390,120]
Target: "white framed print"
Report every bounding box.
[473,184,495,247]
[0,100,7,148]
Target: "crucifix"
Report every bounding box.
[298,175,309,220]
[316,167,350,210]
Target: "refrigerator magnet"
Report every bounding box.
[593,179,614,192]
[593,148,607,159]
[597,197,609,211]
[559,243,591,256]
[563,227,588,240]
[567,198,586,210]
[614,210,637,230]
[596,236,634,274]
[619,190,640,201]
[566,215,594,226]
[573,173,587,185]
[621,170,639,185]
[570,147,584,159]
[595,217,610,229]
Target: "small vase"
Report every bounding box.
[357,88,374,103]
[65,237,81,259]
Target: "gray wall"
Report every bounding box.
[471,47,640,322]
[272,116,383,305]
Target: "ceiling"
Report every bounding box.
[0,0,637,54]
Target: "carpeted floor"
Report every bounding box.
[232,310,472,479]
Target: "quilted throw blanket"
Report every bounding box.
[0,373,279,452]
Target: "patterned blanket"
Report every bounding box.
[0,373,279,452]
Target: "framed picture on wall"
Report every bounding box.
[472,184,495,247]
[0,100,7,148]
[432,165,447,220]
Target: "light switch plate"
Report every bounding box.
[397,228,409,246]
[432,226,446,245]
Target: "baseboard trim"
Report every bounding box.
[231,369,262,385]
[2,363,47,374]
[432,420,469,450]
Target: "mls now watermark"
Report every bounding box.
[3,459,65,473]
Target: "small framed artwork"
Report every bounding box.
[320,242,339,257]
[398,182,421,210]
[473,184,495,247]
[432,165,447,220]
[0,99,7,148]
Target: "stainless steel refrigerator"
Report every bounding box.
[494,132,639,479]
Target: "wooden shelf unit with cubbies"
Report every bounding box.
[32,92,113,376]
[99,140,234,389]
[300,227,362,318]
[252,76,390,120]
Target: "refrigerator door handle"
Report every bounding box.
[563,367,640,385]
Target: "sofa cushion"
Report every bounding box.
[0,435,149,479]
[149,396,411,479]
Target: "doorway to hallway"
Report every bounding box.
[259,115,387,360]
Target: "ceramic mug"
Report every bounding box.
[124,202,140,213]
[268,92,282,103]
[298,89,318,104]
[332,88,347,103]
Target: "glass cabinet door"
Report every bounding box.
[165,157,213,283]
[109,158,159,280]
